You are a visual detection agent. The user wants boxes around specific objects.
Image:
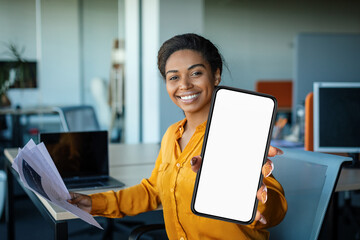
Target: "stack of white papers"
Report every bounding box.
[12,139,103,229]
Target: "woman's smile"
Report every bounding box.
[178,92,201,102]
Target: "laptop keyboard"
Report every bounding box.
[65,177,109,189]
[66,181,105,189]
[63,176,124,190]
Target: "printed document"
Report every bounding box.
[12,139,103,229]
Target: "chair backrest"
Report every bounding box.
[255,80,293,110]
[54,105,100,132]
[268,148,351,240]
[304,92,314,151]
[0,170,6,218]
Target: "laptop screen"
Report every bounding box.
[39,131,109,179]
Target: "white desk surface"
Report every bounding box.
[336,167,360,192]
[5,143,160,221]
[5,143,360,221]
[0,106,57,115]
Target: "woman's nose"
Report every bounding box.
[179,76,192,89]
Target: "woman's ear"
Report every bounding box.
[214,68,221,86]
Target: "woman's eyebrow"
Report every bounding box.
[188,63,205,70]
[165,69,178,76]
[165,63,205,76]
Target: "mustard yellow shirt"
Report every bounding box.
[90,119,287,240]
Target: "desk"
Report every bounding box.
[0,106,58,147]
[5,143,160,240]
[335,167,360,192]
[5,143,360,240]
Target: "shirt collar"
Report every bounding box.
[196,120,207,131]
[176,119,187,138]
[176,118,207,138]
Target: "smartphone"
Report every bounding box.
[191,86,277,224]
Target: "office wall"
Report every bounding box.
[0,0,38,106]
[82,0,119,105]
[204,0,360,91]
[82,0,120,130]
[294,33,360,112]
[40,0,81,106]
[0,0,37,60]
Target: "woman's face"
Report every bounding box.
[165,49,220,116]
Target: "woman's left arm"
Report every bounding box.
[190,146,288,229]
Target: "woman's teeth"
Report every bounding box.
[181,93,199,100]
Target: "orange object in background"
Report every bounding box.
[304,92,314,151]
[255,80,292,110]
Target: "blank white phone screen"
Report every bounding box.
[193,88,275,223]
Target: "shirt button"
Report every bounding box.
[170,188,174,193]
[176,163,181,168]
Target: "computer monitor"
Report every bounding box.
[313,82,360,155]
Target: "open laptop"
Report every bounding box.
[39,130,125,190]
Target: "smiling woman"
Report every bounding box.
[164,50,220,127]
[69,33,287,240]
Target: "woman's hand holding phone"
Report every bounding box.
[190,145,283,225]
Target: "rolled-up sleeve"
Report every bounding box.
[90,149,163,218]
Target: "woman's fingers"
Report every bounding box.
[257,183,268,204]
[255,184,267,224]
[262,159,274,178]
[268,146,283,158]
[253,147,275,225]
[190,155,202,173]
[255,210,267,225]
[69,192,80,200]
[68,192,83,204]
[69,195,82,205]
[263,146,283,177]
[68,192,77,203]
[67,192,92,212]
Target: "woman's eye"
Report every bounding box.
[169,75,178,81]
[191,71,202,76]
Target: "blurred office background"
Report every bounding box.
[0,0,359,145]
[0,0,360,239]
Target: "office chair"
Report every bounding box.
[269,149,350,239]
[0,170,6,220]
[128,149,351,240]
[304,92,360,239]
[54,105,100,132]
